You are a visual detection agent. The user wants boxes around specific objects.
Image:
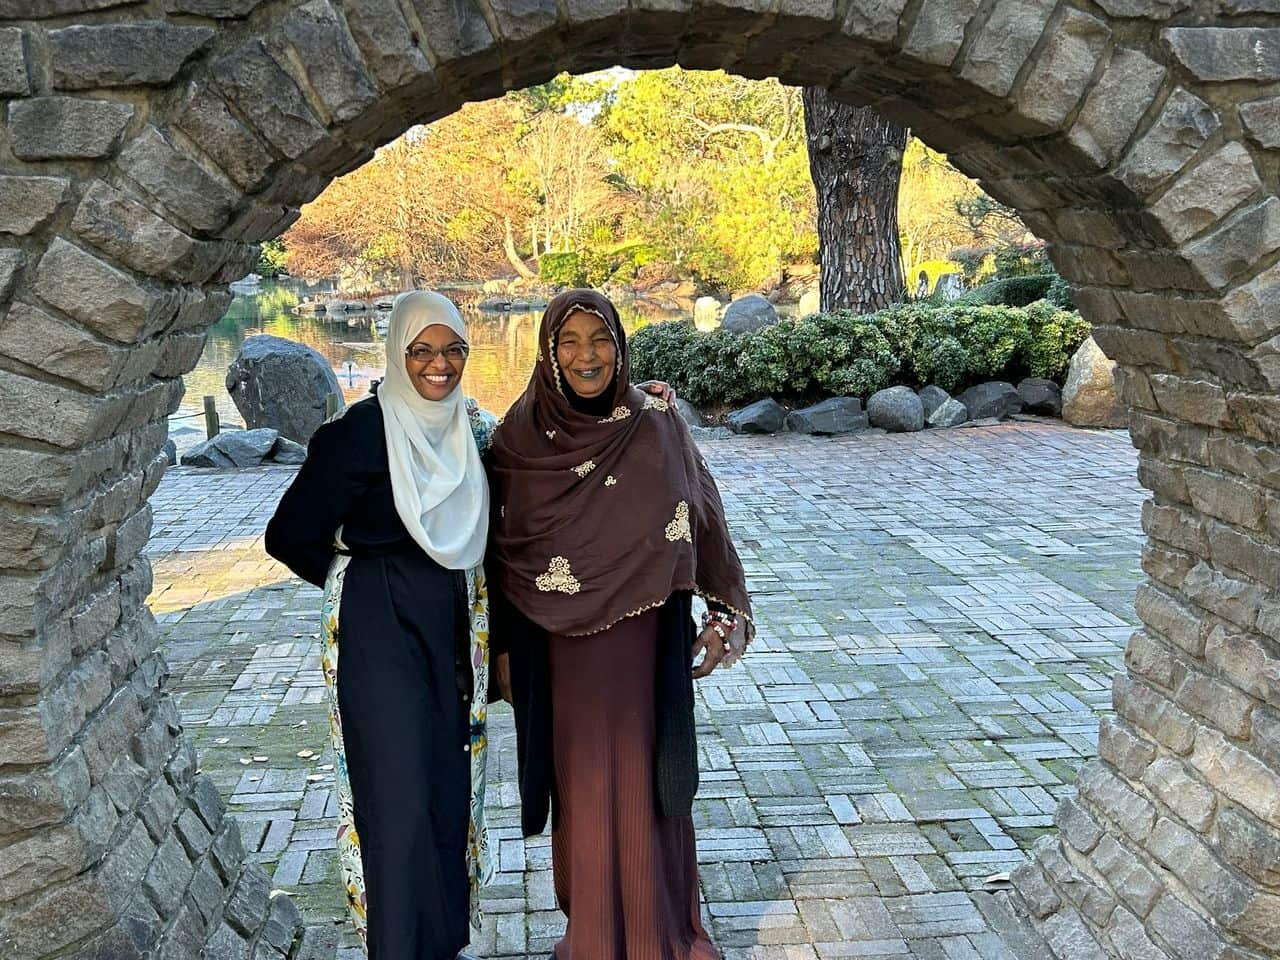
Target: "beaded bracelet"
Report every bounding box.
[701,609,738,649]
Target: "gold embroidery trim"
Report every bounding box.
[599,405,632,424]
[535,556,580,594]
[665,501,692,543]
[643,395,669,412]
[572,460,596,477]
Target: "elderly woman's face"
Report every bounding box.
[556,309,616,399]
[404,323,468,401]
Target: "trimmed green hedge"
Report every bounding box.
[630,300,1089,407]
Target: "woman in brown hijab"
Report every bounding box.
[486,289,753,960]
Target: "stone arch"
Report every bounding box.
[1,1,1277,957]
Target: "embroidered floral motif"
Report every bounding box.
[599,405,632,423]
[605,475,617,486]
[572,460,596,478]
[665,500,692,543]
[536,556,581,594]
[643,395,670,412]
[546,429,556,440]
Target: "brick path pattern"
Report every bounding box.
[147,422,1143,959]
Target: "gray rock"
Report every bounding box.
[225,863,271,937]
[1017,378,1063,415]
[959,0,1058,97]
[1115,88,1220,197]
[688,425,733,442]
[173,85,275,191]
[0,176,70,237]
[270,437,308,464]
[405,0,495,61]
[48,24,213,90]
[1062,337,1126,428]
[1149,143,1261,245]
[1163,27,1280,82]
[1096,0,1189,15]
[179,435,231,471]
[0,27,29,97]
[225,335,343,444]
[269,0,379,125]
[8,97,134,160]
[917,385,951,420]
[674,398,705,427]
[867,386,925,432]
[166,0,266,16]
[1016,8,1110,127]
[340,0,433,90]
[0,249,22,305]
[903,0,982,66]
[1068,49,1167,166]
[958,381,1023,420]
[211,40,328,160]
[785,397,868,435]
[927,398,969,428]
[217,428,280,467]
[259,891,303,953]
[143,835,192,917]
[1241,96,1280,149]
[118,126,238,234]
[721,294,780,335]
[204,922,250,960]
[726,398,787,435]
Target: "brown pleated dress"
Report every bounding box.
[548,609,720,960]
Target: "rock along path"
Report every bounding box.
[146,420,1143,959]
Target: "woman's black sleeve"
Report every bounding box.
[265,417,368,588]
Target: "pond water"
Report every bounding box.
[176,278,681,431]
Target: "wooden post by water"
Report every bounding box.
[202,395,220,439]
[326,393,340,420]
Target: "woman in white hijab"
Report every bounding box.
[266,292,497,960]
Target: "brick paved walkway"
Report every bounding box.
[146,420,1144,959]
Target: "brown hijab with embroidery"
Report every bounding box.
[486,289,753,650]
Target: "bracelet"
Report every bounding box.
[701,610,737,648]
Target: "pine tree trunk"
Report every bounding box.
[802,88,908,313]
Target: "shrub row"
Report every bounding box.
[630,300,1090,409]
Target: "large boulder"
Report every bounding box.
[1062,336,1126,428]
[181,427,279,468]
[957,381,1023,420]
[226,334,343,444]
[721,294,780,335]
[1017,377,1063,416]
[674,398,706,427]
[927,398,969,428]
[917,385,951,420]
[726,398,787,434]
[785,397,868,435]
[271,436,308,465]
[867,386,924,432]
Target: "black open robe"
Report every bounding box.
[264,396,473,960]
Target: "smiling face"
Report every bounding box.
[555,308,617,399]
[404,323,468,401]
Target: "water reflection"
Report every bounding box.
[180,279,675,426]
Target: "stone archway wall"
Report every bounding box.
[0,1,1277,957]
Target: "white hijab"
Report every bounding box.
[380,291,488,570]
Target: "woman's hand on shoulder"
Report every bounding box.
[636,380,677,405]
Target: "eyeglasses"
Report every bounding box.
[405,343,469,364]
